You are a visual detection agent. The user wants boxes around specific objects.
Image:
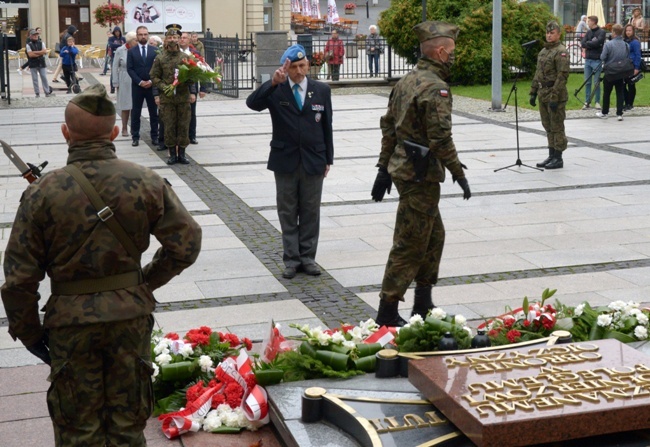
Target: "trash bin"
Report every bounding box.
[297,34,313,60]
[345,42,358,58]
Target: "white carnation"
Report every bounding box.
[430,308,447,320]
[202,410,223,431]
[635,326,648,340]
[454,315,467,326]
[199,355,214,372]
[608,300,626,311]
[155,353,172,365]
[597,314,613,327]
[153,340,170,355]
[637,312,649,325]
[223,409,242,427]
[151,363,160,382]
[575,303,585,317]
[178,343,194,359]
[408,314,424,326]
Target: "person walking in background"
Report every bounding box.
[325,30,344,81]
[575,15,588,38]
[26,29,54,97]
[104,27,126,94]
[113,31,138,137]
[370,22,470,327]
[1,84,201,447]
[246,44,334,280]
[366,25,383,77]
[530,21,570,170]
[628,7,645,33]
[59,35,79,94]
[51,29,67,84]
[127,25,159,147]
[598,24,629,121]
[623,24,642,111]
[99,29,112,77]
[580,16,606,110]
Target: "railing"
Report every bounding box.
[291,35,413,80]
[203,34,255,98]
[0,33,10,104]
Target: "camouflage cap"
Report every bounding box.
[69,84,115,116]
[413,21,459,43]
[546,21,561,32]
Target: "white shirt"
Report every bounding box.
[140,44,148,58]
[288,77,308,106]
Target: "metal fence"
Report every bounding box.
[203,34,255,98]
[563,31,650,70]
[291,35,413,80]
[0,34,10,104]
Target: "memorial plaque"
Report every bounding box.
[409,339,650,447]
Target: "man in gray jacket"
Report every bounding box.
[597,24,629,121]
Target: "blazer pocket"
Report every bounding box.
[270,140,285,150]
[314,143,326,153]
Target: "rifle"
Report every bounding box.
[573,61,603,106]
[1,139,48,183]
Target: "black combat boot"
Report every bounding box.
[536,147,554,168]
[375,299,407,327]
[166,148,177,165]
[545,149,564,170]
[177,147,190,165]
[411,285,434,318]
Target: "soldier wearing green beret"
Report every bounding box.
[529,20,570,170]
[151,23,197,165]
[1,83,202,446]
[371,21,471,327]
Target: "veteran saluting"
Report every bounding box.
[247,45,334,279]
[151,24,197,165]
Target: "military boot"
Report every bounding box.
[375,300,407,327]
[545,149,564,170]
[166,148,177,165]
[536,147,555,168]
[177,147,190,165]
[411,285,434,318]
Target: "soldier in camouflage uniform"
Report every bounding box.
[370,21,471,327]
[529,21,570,170]
[1,84,202,447]
[151,24,197,165]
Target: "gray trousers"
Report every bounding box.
[30,66,50,95]
[274,165,324,268]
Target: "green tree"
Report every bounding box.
[378,0,557,85]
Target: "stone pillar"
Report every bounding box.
[254,30,288,86]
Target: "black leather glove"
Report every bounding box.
[529,94,537,107]
[456,178,471,200]
[549,101,558,112]
[371,166,392,202]
[26,335,51,365]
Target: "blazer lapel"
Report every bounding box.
[303,80,315,112]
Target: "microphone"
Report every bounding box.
[522,40,538,48]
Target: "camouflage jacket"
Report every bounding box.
[1,140,202,346]
[150,49,197,104]
[377,57,465,184]
[529,41,570,103]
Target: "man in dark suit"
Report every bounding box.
[247,45,334,279]
[127,25,159,147]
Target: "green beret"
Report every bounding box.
[69,84,115,116]
[165,23,182,37]
[413,21,459,43]
[546,21,561,32]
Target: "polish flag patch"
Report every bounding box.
[439,89,449,97]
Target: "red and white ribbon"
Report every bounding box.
[364,325,394,346]
[159,386,218,439]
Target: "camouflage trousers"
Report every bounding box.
[539,100,567,151]
[47,315,154,447]
[159,101,191,149]
[380,179,445,303]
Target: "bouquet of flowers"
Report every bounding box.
[93,3,126,27]
[570,300,650,343]
[151,327,269,438]
[395,309,473,352]
[310,52,326,67]
[162,54,222,97]
[344,2,357,10]
[479,288,573,346]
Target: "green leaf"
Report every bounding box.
[315,350,350,371]
[356,343,382,358]
[208,426,244,434]
[353,355,377,373]
[299,340,318,358]
[253,369,285,386]
[160,360,199,382]
[604,331,636,343]
[522,296,529,315]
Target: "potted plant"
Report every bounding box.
[344,2,356,14]
[309,52,325,79]
[93,2,127,27]
[354,33,367,49]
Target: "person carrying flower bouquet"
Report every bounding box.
[151,24,197,165]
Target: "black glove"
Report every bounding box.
[456,178,471,200]
[371,166,392,202]
[529,94,537,107]
[549,101,558,112]
[26,335,51,365]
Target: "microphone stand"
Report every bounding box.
[494,44,543,173]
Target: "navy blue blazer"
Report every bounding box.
[246,78,334,176]
[126,44,157,86]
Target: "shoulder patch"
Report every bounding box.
[439,89,449,97]
[560,53,567,57]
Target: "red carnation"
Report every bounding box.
[523,320,531,327]
[185,326,212,346]
[242,337,253,351]
[488,329,500,338]
[503,316,515,328]
[220,332,241,347]
[165,332,179,340]
[245,374,257,390]
[224,382,244,408]
[186,382,206,405]
[211,392,226,409]
[506,330,521,343]
[541,315,556,330]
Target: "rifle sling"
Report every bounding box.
[51,165,144,295]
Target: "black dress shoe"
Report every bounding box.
[190,138,198,144]
[157,144,166,151]
[282,267,297,279]
[302,264,321,276]
[132,139,139,147]
[152,138,159,146]
[166,155,177,165]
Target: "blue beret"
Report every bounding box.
[280,44,306,64]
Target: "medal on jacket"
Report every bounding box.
[315,112,321,122]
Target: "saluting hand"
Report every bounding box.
[272,59,291,86]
